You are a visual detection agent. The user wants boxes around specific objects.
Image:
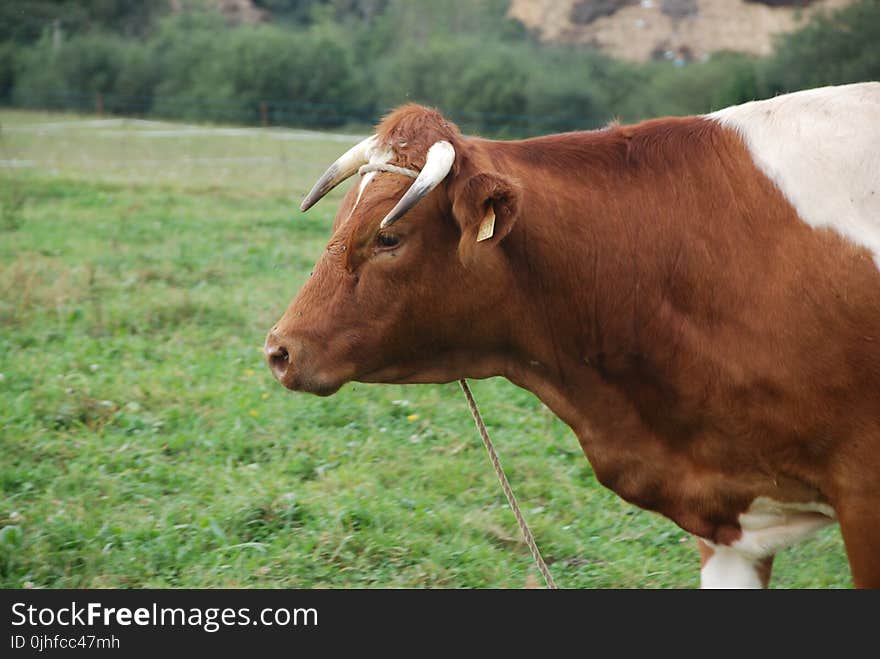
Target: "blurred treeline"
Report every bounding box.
[1,0,878,136]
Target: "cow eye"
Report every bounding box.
[377,233,399,249]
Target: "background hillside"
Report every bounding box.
[204,0,860,64]
[1,1,878,135]
[509,0,857,63]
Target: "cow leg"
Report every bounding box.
[836,495,880,588]
[698,539,774,589]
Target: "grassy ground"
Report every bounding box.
[0,110,851,588]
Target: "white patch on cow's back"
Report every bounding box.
[708,82,880,269]
[700,497,837,589]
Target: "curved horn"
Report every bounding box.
[379,141,455,228]
[300,135,378,212]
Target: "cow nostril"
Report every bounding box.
[267,344,290,372]
[266,345,290,378]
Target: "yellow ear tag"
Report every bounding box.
[476,206,496,242]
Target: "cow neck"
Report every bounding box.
[488,140,659,438]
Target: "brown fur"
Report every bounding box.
[267,104,880,587]
[375,104,464,174]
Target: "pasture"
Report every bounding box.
[0,110,850,588]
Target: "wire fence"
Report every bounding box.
[5,89,607,137]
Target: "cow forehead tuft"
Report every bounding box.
[376,104,461,170]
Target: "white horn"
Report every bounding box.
[379,141,455,228]
[300,135,378,212]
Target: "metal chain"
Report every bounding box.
[458,379,558,589]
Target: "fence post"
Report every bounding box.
[95,92,104,117]
[260,101,269,127]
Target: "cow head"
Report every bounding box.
[265,105,521,395]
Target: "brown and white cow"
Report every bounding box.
[265,83,880,588]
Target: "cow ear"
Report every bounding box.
[451,172,519,264]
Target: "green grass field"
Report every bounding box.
[0,110,851,588]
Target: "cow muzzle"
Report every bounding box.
[263,329,343,396]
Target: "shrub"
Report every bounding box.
[13,33,134,112]
[4,1,878,136]
[149,12,362,127]
[0,42,15,103]
[760,0,880,94]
